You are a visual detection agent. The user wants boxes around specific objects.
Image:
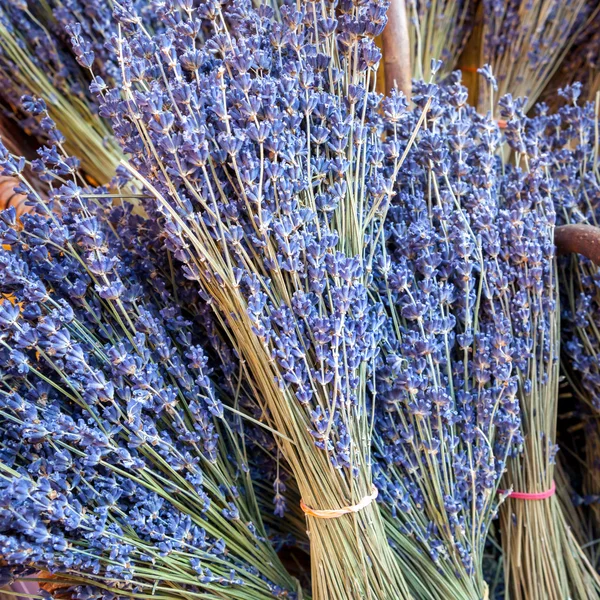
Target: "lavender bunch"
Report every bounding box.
[478,0,592,115]
[92,1,419,598]
[406,0,475,80]
[0,0,124,183]
[368,77,521,599]
[0,143,302,599]
[490,89,600,599]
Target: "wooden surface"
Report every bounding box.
[381,0,411,97]
[555,224,600,265]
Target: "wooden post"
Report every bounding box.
[555,224,600,265]
[382,0,411,98]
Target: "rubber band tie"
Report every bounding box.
[499,480,556,501]
[300,485,379,519]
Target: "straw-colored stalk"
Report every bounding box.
[406,0,474,81]
[555,456,593,553]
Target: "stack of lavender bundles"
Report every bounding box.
[93,1,417,598]
[0,0,126,183]
[77,0,600,596]
[2,2,600,600]
[478,0,594,116]
[0,140,303,599]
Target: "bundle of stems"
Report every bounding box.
[406,0,475,80]
[478,0,592,115]
[367,74,563,599]
[495,88,600,599]
[0,137,303,599]
[95,1,419,598]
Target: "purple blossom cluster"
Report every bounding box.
[0,0,86,143]
[111,201,303,535]
[541,88,600,405]
[50,0,161,84]
[0,143,299,598]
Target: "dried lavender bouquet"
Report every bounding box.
[0,140,303,599]
[359,72,600,599]
[92,1,417,598]
[370,76,523,600]
[492,88,600,599]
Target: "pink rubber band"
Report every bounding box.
[499,480,556,501]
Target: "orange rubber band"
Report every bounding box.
[300,485,378,519]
